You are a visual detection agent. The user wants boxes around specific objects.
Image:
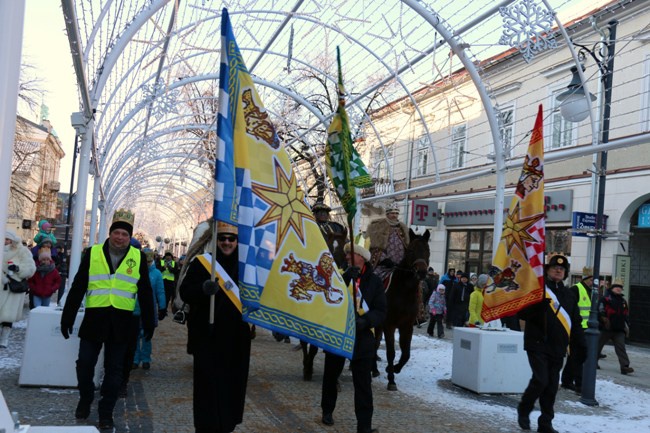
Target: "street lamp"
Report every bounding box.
[556,20,618,407]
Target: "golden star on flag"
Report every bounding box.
[501,202,544,258]
[253,158,313,249]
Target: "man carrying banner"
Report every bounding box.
[321,242,386,433]
[178,221,251,433]
[517,255,585,433]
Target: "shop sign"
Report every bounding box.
[638,204,650,227]
[614,255,631,296]
[443,190,572,226]
[410,199,439,227]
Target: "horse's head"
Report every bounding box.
[405,229,430,278]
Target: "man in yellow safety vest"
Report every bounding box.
[157,251,179,313]
[61,209,155,430]
[560,266,593,393]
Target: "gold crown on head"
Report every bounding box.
[112,208,135,226]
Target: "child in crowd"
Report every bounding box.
[427,284,447,338]
[27,247,61,307]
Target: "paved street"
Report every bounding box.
[1,305,649,433]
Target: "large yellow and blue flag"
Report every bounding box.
[482,104,546,322]
[214,9,355,358]
[326,47,373,224]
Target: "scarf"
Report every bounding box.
[37,262,55,277]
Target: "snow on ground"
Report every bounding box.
[378,333,650,433]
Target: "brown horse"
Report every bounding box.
[375,228,430,391]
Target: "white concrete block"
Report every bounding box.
[452,327,531,393]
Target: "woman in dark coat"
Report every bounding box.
[178,221,251,433]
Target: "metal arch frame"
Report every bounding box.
[114,194,194,242]
[90,8,428,189]
[105,162,213,209]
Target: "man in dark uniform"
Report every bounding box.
[179,221,251,433]
[517,255,585,433]
[312,201,347,238]
[61,209,155,430]
[321,242,386,433]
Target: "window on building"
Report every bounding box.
[416,135,429,177]
[498,107,514,158]
[446,228,571,276]
[372,147,392,181]
[450,124,467,169]
[550,89,573,149]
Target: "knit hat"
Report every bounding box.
[110,209,135,237]
[470,273,478,280]
[477,274,489,288]
[38,247,52,261]
[4,229,20,244]
[38,238,53,247]
[437,283,446,292]
[343,242,371,262]
[42,222,52,230]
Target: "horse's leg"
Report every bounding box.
[394,324,414,374]
[372,325,383,377]
[301,341,314,381]
[384,328,398,391]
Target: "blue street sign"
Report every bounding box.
[572,211,608,237]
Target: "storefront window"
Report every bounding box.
[446,228,571,275]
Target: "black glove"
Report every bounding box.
[61,322,73,339]
[8,264,19,272]
[356,316,369,331]
[202,279,220,295]
[158,309,167,321]
[143,328,154,342]
[344,266,361,280]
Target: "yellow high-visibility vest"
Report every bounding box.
[576,281,591,329]
[86,245,140,311]
[160,260,176,281]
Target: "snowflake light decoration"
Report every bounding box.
[136,136,161,161]
[141,80,179,120]
[499,0,557,63]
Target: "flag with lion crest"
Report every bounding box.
[213,8,355,358]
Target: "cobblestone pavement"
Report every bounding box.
[1,306,649,433]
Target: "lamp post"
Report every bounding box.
[556,20,618,406]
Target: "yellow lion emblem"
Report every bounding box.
[281,253,343,304]
[242,88,280,149]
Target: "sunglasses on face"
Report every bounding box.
[217,235,237,242]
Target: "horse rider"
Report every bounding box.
[313,201,347,238]
[367,203,410,276]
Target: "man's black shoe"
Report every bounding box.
[98,417,114,430]
[357,429,379,433]
[598,353,606,359]
[142,362,151,370]
[74,401,91,419]
[537,425,559,433]
[322,413,334,426]
[517,410,530,430]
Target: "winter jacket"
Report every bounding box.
[518,277,585,358]
[428,287,447,316]
[33,219,57,246]
[27,261,61,298]
[598,290,629,332]
[467,286,484,326]
[61,240,155,344]
[134,262,166,326]
[1,243,37,323]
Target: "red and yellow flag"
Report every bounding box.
[482,105,546,322]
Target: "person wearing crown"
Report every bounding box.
[178,220,251,433]
[60,208,155,430]
[517,255,585,433]
[366,203,410,276]
[561,266,593,393]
